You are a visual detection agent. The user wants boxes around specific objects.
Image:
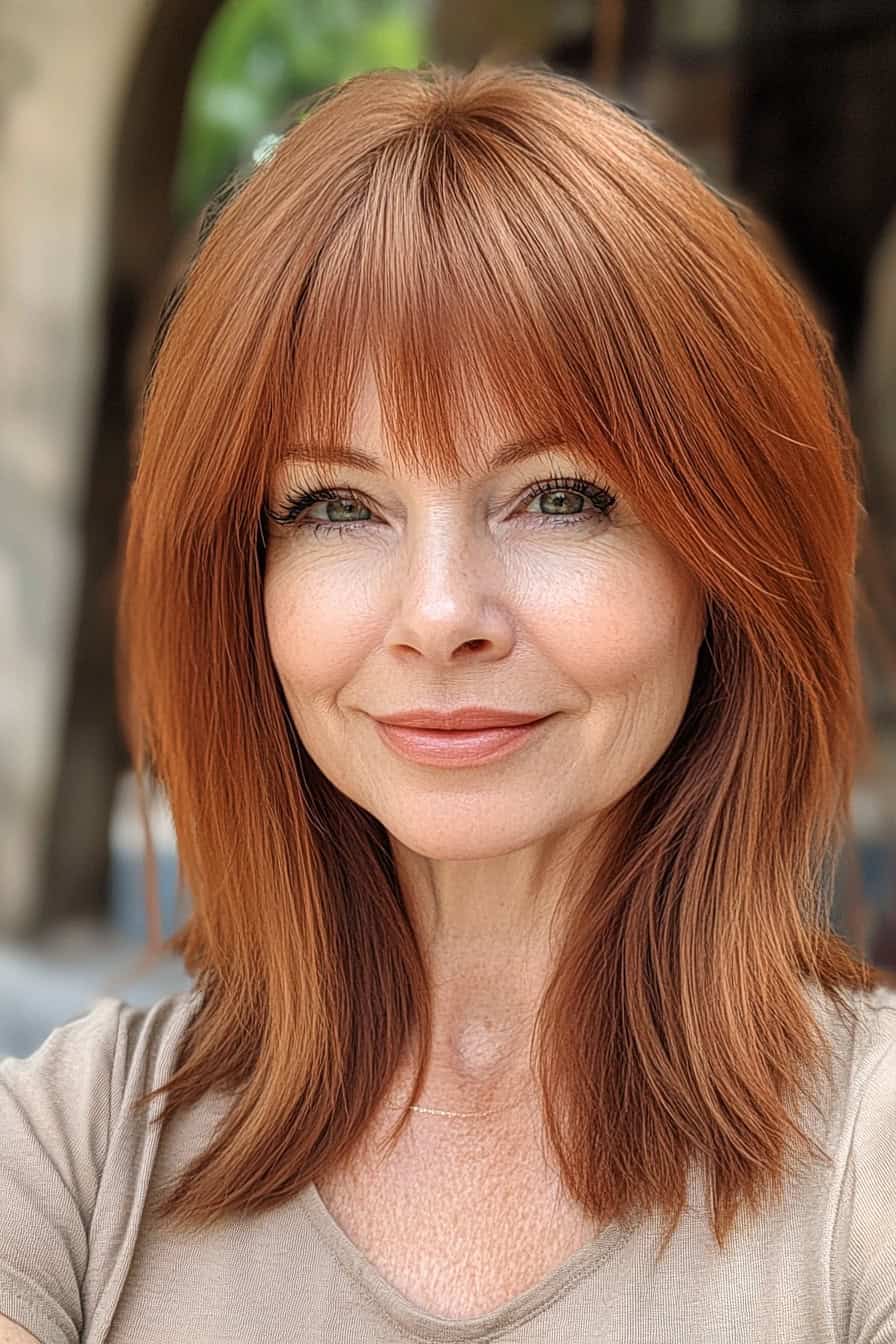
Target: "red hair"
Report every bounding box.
[118,61,880,1251]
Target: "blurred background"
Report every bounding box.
[2,0,896,1057]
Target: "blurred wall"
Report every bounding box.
[0,0,158,931]
[1,0,226,935]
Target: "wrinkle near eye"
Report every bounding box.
[266,467,622,534]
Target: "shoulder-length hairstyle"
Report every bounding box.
[119,60,882,1252]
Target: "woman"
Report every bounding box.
[1,61,894,1344]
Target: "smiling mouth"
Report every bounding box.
[372,716,552,768]
[373,708,547,730]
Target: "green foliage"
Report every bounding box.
[174,0,426,222]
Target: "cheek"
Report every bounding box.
[539,545,703,707]
[263,533,704,715]
[263,556,378,701]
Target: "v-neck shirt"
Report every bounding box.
[1,983,895,1342]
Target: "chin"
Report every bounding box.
[378,811,550,862]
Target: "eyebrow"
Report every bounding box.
[282,435,570,475]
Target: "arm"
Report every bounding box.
[0,998,125,1344]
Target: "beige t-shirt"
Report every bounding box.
[1,982,894,1344]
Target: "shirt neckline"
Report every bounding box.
[299,1178,635,1341]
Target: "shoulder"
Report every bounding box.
[107,987,202,1112]
[807,981,896,1156]
[0,988,200,1344]
[829,981,896,1204]
[0,987,200,1146]
[819,984,896,1344]
[802,980,896,1098]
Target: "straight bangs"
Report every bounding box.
[120,61,880,1247]
[280,110,619,484]
[271,64,862,728]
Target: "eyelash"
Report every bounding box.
[266,475,618,539]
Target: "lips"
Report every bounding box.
[372,716,548,767]
[372,708,546,731]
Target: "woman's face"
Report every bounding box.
[263,371,706,861]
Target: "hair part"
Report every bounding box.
[119,60,880,1254]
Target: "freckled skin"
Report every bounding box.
[315,1092,603,1319]
[263,367,706,1316]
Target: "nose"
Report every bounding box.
[383,517,514,665]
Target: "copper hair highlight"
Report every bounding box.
[117,61,881,1253]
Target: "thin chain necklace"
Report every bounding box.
[384,1091,532,1119]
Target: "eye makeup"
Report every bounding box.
[265,473,618,540]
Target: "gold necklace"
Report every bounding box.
[384,1094,530,1118]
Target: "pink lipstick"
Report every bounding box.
[371,714,551,767]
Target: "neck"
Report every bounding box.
[384,821,601,1113]
[390,923,556,1114]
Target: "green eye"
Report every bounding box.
[519,476,617,525]
[310,497,370,525]
[530,488,584,515]
[266,486,370,529]
[265,474,618,539]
